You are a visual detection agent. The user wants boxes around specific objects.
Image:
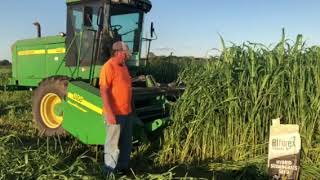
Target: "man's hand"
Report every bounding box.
[138,75,146,81]
[106,113,117,125]
[132,75,146,83]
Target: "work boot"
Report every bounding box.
[114,168,132,176]
[101,165,116,178]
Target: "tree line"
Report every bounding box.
[0,60,11,66]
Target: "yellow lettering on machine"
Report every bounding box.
[47,48,66,54]
[67,101,88,112]
[18,49,46,56]
[67,93,102,115]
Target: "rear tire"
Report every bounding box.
[32,76,68,136]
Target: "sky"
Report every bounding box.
[1,0,320,60]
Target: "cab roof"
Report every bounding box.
[66,0,151,6]
[66,0,152,13]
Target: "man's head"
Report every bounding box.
[112,41,131,64]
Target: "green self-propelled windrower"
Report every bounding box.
[5,0,182,145]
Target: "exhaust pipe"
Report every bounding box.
[33,22,41,38]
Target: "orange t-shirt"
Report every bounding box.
[99,58,132,115]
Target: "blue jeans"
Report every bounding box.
[104,115,133,172]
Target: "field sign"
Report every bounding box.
[268,118,301,180]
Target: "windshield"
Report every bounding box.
[110,12,143,55]
[66,2,144,66]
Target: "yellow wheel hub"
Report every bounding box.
[40,93,63,129]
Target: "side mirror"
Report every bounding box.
[150,22,155,38]
[97,7,103,28]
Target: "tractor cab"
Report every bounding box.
[65,0,151,67]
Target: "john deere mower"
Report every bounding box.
[3,0,182,145]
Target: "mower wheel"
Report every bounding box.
[32,76,68,136]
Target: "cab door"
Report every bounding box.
[66,2,102,68]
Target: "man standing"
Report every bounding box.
[99,41,133,174]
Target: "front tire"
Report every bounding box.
[32,76,68,136]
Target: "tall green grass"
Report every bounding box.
[136,56,203,83]
[158,33,320,179]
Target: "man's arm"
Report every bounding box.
[100,86,116,124]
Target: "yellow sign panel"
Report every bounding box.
[18,49,46,56]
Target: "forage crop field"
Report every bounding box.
[1,34,320,179]
[159,34,320,179]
